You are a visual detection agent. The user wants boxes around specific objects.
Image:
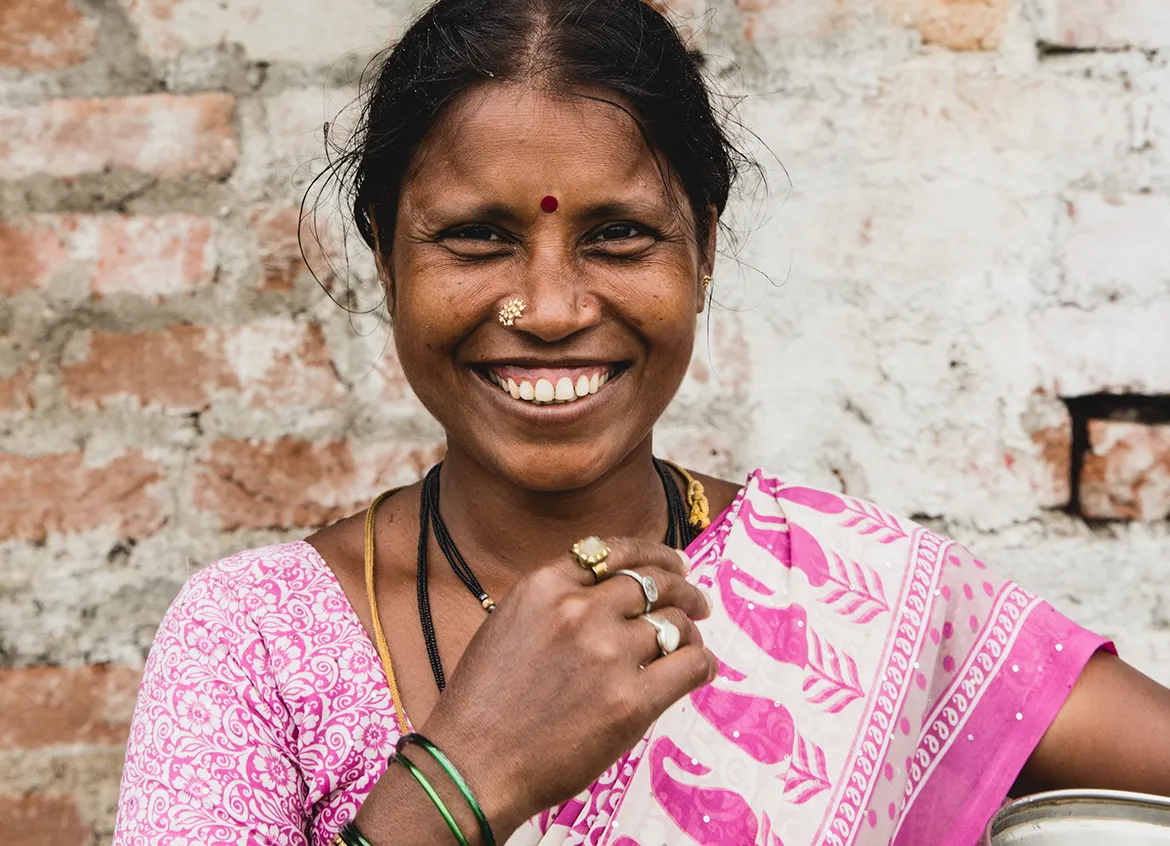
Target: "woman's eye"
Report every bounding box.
[447,225,502,242]
[595,223,648,242]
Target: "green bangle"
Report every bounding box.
[337,822,374,846]
[399,734,495,846]
[396,749,470,846]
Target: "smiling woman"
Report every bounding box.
[111,1,1170,845]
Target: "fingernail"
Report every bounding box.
[676,549,692,573]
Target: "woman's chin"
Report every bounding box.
[479,441,644,494]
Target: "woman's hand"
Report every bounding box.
[420,538,717,838]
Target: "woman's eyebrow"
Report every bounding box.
[417,198,668,227]
[575,200,665,221]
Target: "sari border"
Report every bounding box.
[815,527,952,846]
[892,602,1111,846]
[891,583,1043,840]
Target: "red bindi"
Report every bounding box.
[540,195,559,213]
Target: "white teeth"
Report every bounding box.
[488,368,614,405]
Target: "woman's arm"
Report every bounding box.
[1017,650,1170,796]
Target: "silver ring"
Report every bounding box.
[613,569,659,614]
[641,614,681,657]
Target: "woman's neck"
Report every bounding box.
[432,440,670,592]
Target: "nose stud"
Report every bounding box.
[498,298,526,327]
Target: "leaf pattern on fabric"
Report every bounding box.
[802,630,865,713]
[783,732,832,805]
[839,499,907,544]
[820,551,890,623]
[761,812,786,846]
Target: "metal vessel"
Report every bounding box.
[985,790,1170,845]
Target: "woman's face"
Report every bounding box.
[387,83,713,491]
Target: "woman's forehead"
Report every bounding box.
[403,83,679,210]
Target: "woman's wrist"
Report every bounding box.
[355,721,527,846]
[416,714,533,840]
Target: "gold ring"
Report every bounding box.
[571,536,610,583]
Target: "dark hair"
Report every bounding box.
[325,0,749,263]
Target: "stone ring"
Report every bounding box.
[613,569,659,614]
[641,614,681,658]
[571,536,611,583]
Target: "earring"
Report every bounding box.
[702,275,712,293]
[498,298,526,326]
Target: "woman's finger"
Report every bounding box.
[597,566,710,621]
[563,536,692,586]
[628,606,703,667]
[634,643,719,718]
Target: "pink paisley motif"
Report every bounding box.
[690,673,796,764]
[714,656,748,681]
[760,479,848,515]
[717,561,809,667]
[740,500,831,587]
[649,737,760,846]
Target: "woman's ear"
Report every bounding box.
[369,214,395,314]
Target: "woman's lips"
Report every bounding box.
[480,364,619,405]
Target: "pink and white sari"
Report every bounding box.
[113,469,1107,845]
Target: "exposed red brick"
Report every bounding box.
[195,438,443,531]
[250,204,334,292]
[0,363,36,413]
[0,665,139,749]
[888,0,1010,50]
[61,320,342,412]
[0,214,216,298]
[0,0,97,70]
[0,451,165,541]
[0,94,238,181]
[1081,420,1170,521]
[0,795,87,846]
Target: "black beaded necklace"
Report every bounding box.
[417,459,695,691]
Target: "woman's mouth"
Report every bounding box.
[477,364,622,406]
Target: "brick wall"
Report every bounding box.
[1,0,1168,842]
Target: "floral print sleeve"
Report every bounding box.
[113,559,311,845]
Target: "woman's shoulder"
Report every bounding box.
[183,539,333,595]
[167,539,351,636]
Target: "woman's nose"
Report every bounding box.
[513,254,601,342]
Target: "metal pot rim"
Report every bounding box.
[987,789,1170,844]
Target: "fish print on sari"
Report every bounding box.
[649,737,784,846]
[739,499,830,587]
[716,560,809,668]
[757,478,907,545]
[690,659,797,764]
[741,497,890,625]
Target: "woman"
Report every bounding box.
[112,1,1170,844]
